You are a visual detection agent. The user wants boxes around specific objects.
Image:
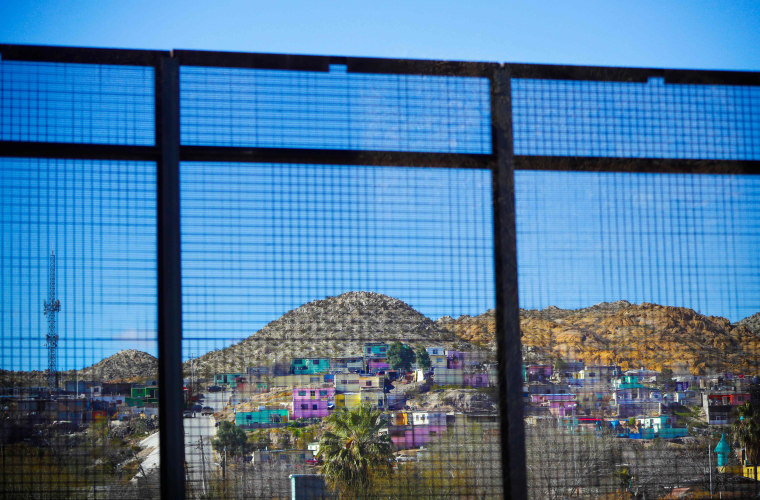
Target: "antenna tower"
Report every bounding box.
[43,252,61,392]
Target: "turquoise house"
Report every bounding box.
[235,408,289,427]
[214,373,244,388]
[291,358,330,375]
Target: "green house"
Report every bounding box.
[290,358,330,375]
[214,373,244,388]
[131,386,159,403]
[235,408,289,427]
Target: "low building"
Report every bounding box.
[293,387,335,419]
[334,392,361,409]
[291,358,330,375]
[334,373,361,393]
[702,392,750,425]
[235,407,289,427]
[364,342,389,359]
[214,373,244,388]
[329,356,364,373]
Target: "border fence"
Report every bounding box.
[1,44,759,499]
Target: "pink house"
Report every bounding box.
[447,351,465,370]
[367,359,389,373]
[530,394,577,417]
[463,373,489,387]
[292,387,335,419]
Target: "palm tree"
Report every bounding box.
[318,403,394,499]
[732,401,760,465]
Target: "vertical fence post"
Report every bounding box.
[157,54,185,499]
[491,65,527,500]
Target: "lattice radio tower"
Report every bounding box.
[43,251,61,392]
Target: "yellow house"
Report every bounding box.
[744,465,759,481]
[335,393,361,409]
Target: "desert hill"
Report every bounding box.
[0,349,157,387]
[438,302,760,375]
[187,291,481,374]
[67,349,157,382]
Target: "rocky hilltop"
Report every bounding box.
[438,302,760,375]
[187,291,479,373]
[67,349,157,382]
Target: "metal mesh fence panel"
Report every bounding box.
[0,60,155,145]
[512,77,760,159]
[514,73,760,498]
[180,65,491,153]
[180,162,502,498]
[0,157,159,499]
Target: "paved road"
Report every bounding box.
[133,408,218,494]
[184,414,217,496]
[201,390,229,412]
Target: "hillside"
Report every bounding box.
[437,302,760,376]
[0,350,157,387]
[187,291,481,374]
[67,349,157,382]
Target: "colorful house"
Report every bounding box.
[463,372,491,388]
[334,373,361,393]
[702,392,750,425]
[291,358,330,375]
[531,394,578,417]
[234,379,269,394]
[367,359,390,373]
[364,342,388,358]
[214,373,244,388]
[524,365,553,382]
[235,407,289,427]
[359,374,385,390]
[425,347,445,356]
[292,387,335,419]
[335,392,361,409]
[433,367,464,386]
[385,412,448,450]
[360,389,386,409]
[130,385,159,403]
[429,353,448,370]
[329,356,364,373]
[270,374,331,389]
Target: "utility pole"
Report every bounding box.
[708,443,713,496]
[199,435,207,497]
[43,252,61,393]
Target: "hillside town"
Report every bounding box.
[2,295,759,498]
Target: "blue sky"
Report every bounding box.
[1,1,760,71]
[1,2,760,370]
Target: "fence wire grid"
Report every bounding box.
[1,45,759,499]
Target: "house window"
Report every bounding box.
[246,415,251,420]
[366,381,372,386]
[312,404,318,410]
[310,391,316,397]
[340,380,347,384]
[298,391,306,396]
[319,391,327,396]
[301,404,308,410]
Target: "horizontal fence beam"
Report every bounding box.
[0,43,168,66]
[505,62,760,85]
[0,142,159,162]
[180,146,494,169]
[513,156,760,175]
